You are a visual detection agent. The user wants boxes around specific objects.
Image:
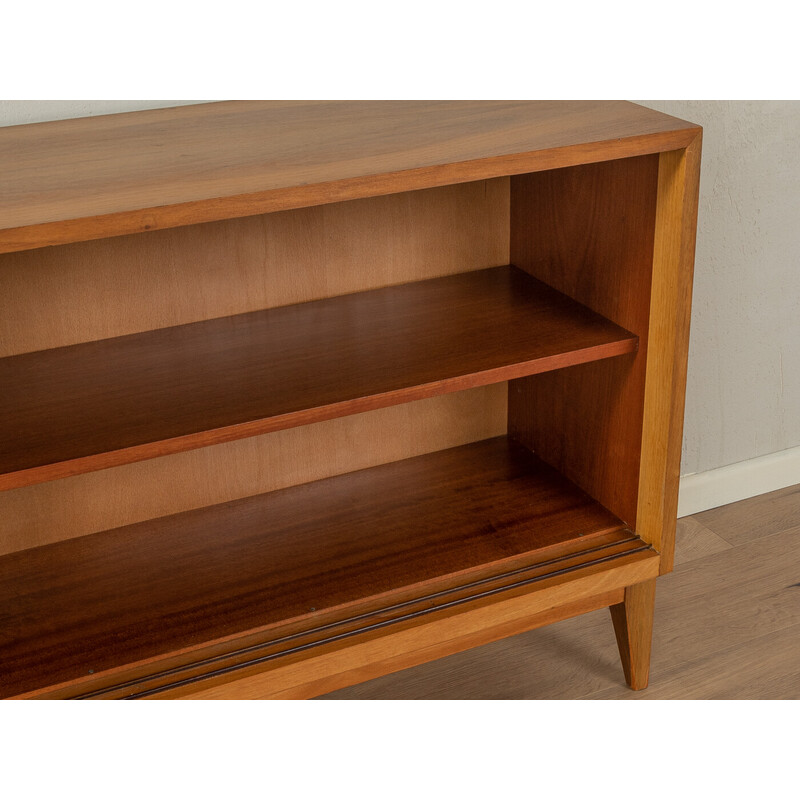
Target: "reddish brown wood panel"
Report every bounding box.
[81,540,651,699]
[0,436,631,699]
[0,101,700,253]
[0,389,508,556]
[508,154,660,528]
[0,266,637,490]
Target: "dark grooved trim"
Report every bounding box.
[77,538,651,699]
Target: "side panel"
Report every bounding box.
[508,154,659,531]
[638,138,702,571]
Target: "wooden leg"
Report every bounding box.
[609,578,657,690]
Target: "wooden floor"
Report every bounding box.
[321,483,800,700]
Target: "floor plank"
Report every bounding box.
[587,624,800,700]
[696,483,800,547]
[673,517,732,565]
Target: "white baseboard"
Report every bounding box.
[678,444,800,517]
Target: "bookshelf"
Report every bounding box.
[0,101,701,698]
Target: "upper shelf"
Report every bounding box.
[0,100,702,253]
[0,265,637,490]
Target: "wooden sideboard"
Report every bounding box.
[0,101,701,698]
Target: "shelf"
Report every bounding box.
[0,100,701,253]
[0,265,637,490]
[0,436,653,699]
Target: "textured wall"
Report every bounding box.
[3,100,798,476]
[640,101,800,474]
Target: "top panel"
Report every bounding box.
[0,100,700,253]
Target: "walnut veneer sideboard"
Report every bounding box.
[0,101,701,699]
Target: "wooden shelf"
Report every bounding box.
[0,265,637,490]
[0,436,654,699]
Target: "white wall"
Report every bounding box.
[639,101,800,476]
[0,100,206,127]
[3,100,798,484]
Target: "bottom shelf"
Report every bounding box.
[0,437,653,699]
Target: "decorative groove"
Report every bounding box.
[81,538,651,699]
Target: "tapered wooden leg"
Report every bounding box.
[609,578,657,690]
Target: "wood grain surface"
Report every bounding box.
[0,387,507,555]
[0,178,509,357]
[84,537,655,699]
[695,482,800,546]
[508,153,660,530]
[642,139,702,571]
[670,517,731,566]
[0,266,637,490]
[324,491,799,700]
[0,177,509,551]
[227,593,632,701]
[609,578,657,689]
[0,436,634,698]
[0,101,699,253]
[175,549,658,700]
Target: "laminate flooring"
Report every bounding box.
[321,484,800,699]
